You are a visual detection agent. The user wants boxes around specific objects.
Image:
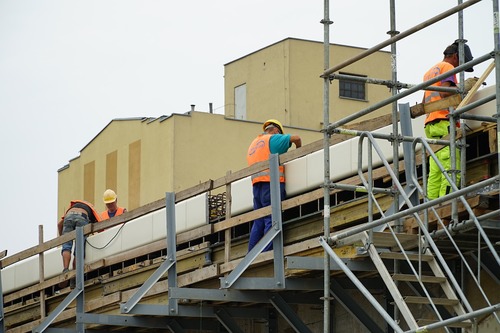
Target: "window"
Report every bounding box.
[339,73,366,101]
[234,84,247,120]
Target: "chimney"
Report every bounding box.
[209,103,213,114]
[190,104,195,112]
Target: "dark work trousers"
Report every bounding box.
[248,181,286,252]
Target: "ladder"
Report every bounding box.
[363,231,472,331]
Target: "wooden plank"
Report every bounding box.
[4,304,40,327]
[404,196,480,232]
[403,296,459,306]
[372,232,420,251]
[379,252,434,262]
[330,194,393,228]
[410,94,462,118]
[38,225,46,321]
[488,126,497,153]
[119,264,219,301]
[416,318,471,328]
[456,62,495,109]
[392,274,446,283]
[225,170,233,263]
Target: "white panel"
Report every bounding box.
[464,86,496,130]
[1,262,16,293]
[185,193,208,230]
[175,201,188,232]
[412,115,426,138]
[43,247,63,279]
[152,208,167,242]
[330,139,355,182]
[85,224,123,262]
[14,256,38,290]
[121,214,154,252]
[285,156,308,196]
[231,176,253,216]
[306,150,325,191]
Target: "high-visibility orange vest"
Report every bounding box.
[101,207,126,220]
[247,134,285,184]
[423,61,457,125]
[64,200,102,223]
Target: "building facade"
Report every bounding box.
[224,38,392,130]
[58,38,392,218]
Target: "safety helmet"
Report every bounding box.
[263,119,284,134]
[103,189,117,204]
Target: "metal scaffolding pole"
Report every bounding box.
[493,0,500,211]
[322,0,481,77]
[322,0,332,331]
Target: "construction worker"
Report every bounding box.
[247,119,302,252]
[57,200,101,288]
[101,189,127,220]
[422,41,473,200]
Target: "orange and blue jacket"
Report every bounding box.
[247,134,285,185]
[423,61,457,125]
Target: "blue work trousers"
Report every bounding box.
[61,212,89,256]
[248,182,286,252]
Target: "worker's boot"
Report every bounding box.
[58,268,69,288]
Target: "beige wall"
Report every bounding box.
[224,38,392,131]
[57,112,321,219]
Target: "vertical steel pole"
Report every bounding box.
[0,264,4,333]
[322,0,332,331]
[166,192,179,315]
[38,225,46,320]
[75,226,85,333]
[493,0,500,211]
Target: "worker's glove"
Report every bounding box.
[463,77,479,93]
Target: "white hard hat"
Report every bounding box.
[103,189,117,204]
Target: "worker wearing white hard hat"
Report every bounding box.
[101,189,127,220]
[246,119,301,252]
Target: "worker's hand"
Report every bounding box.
[463,77,479,93]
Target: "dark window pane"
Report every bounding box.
[339,73,366,100]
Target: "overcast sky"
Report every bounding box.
[0,1,494,256]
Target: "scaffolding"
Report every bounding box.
[1,1,499,333]
[320,0,500,332]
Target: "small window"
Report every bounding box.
[234,84,247,120]
[339,73,366,101]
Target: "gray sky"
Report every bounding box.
[0,1,494,255]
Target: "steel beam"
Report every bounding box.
[121,192,177,315]
[215,308,245,333]
[33,228,86,333]
[270,294,312,333]
[286,256,374,271]
[330,280,385,333]
[221,154,285,289]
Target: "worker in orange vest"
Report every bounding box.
[101,189,127,220]
[247,119,301,252]
[422,41,473,199]
[57,200,101,288]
